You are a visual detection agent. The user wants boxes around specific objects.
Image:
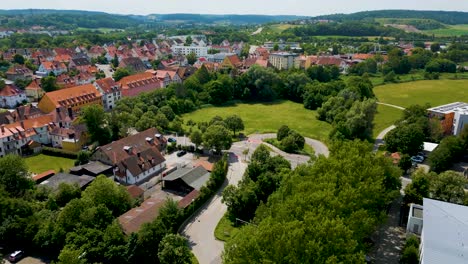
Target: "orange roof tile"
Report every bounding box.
[43,84,101,108]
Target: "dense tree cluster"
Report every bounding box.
[223,141,401,263]
[223,145,291,223]
[274,125,305,153]
[428,125,468,173]
[404,170,468,205]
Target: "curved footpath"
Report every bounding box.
[181,134,329,264]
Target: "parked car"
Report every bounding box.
[168,137,177,143]
[177,150,187,157]
[8,250,24,263]
[411,156,424,163]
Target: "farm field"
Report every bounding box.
[422,24,468,36]
[25,154,75,174]
[183,100,332,141]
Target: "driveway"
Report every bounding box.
[373,125,396,152]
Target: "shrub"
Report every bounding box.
[42,147,78,159]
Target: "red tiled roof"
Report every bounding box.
[118,196,167,234]
[42,84,101,108]
[95,78,121,94]
[178,189,200,209]
[126,185,145,199]
[0,84,25,97]
[33,170,55,182]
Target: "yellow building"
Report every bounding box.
[38,84,102,113]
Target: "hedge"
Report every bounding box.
[42,147,78,159]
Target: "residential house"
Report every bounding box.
[94,77,122,110]
[268,52,299,70]
[118,72,163,97]
[56,74,76,88]
[155,70,182,85]
[38,84,103,113]
[303,55,350,73]
[74,72,96,85]
[172,45,208,57]
[221,54,242,70]
[91,128,167,185]
[119,57,147,73]
[50,124,87,152]
[0,115,54,157]
[428,102,468,136]
[0,105,44,125]
[6,65,33,81]
[0,84,27,108]
[88,45,106,59]
[242,56,271,71]
[37,61,67,77]
[69,57,92,72]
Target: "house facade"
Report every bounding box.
[37,61,67,77]
[91,128,167,185]
[268,52,298,70]
[428,102,468,136]
[94,78,122,110]
[0,84,28,108]
[118,72,163,97]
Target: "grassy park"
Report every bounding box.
[25,154,75,174]
[183,100,332,141]
[374,79,468,108]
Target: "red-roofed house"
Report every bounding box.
[118,72,163,97]
[37,61,67,77]
[91,128,167,185]
[94,77,122,110]
[0,84,28,108]
[25,78,45,101]
[6,65,33,81]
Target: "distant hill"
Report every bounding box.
[312,10,468,25]
[0,9,305,29]
[147,13,306,24]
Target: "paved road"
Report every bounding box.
[251,27,263,35]
[373,125,396,152]
[181,135,329,264]
[181,150,247,264]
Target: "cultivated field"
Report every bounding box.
[423,24,468,36]
[183,100,332,141]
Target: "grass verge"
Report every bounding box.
[214,214,240,242]
[373,104,404,138]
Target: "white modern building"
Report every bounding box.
[94,78,122,111]
[0,84,28,109]
[172,45,208,57]
[268,52,299,70]
[406,203,423,235]
[428,102,468,136]
[412,198,468,264]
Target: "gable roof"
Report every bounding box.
[95,77,121,93]
[163,166,210,191]
[42,84,101,108]
[0,84,25,97]
[118,196,167,234]
[224,54,242,67]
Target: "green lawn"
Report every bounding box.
[423,24,468,37]
[268,24,299,33]
[214,214,240,242]
[374,79,468,108]
[25,154,75,174]
[373,104,403,138]
[183,101,332,141]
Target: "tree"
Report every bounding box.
[430,42,440,53]
[273,44,279,51]
[55,183,82,207]
[203,125,232,154]
[403,170,431,205]
[384,124,425,155]
[158,234,192,264]
[81,105,111,145]
[113,68,130,81]
[81,175,132,216]
[205,80,232,105]
[190,130,203,149]
[431,171,467,204]
[224,115,244,136]
[277,125,290,141]
[160,106,176,121]
[185,36,193,46]
[428,136,464,173]
[111,54,119,68]
[76,151,90,165]
[56,247,87,264]
[40,76,59,92]
[186,52,197,65]
[13,54,25,65]
[0,155,33,196]
[398,154,412,174]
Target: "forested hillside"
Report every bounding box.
[313,10,468,25]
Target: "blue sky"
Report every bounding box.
[2,0,468,16]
